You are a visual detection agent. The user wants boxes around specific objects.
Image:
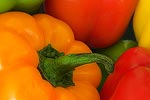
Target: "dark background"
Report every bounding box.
[121,17,136,41]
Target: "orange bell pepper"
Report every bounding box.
[0,12,113,100]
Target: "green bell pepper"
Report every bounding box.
[96,40,137,91]
[97,40,137,62]
[0,0,44,14]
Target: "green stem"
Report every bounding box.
[38,44,114,88]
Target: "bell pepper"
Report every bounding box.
[44,0,138,48]
[100,47,150,100]
[0,0,44,14]
[133,0,150,49]
[0,11,113,100]
[109,66,150,100]
[95,40,138,62]
[96,40,137,91]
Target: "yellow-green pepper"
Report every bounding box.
[0,0,44,14]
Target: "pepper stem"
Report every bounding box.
[38,44,114,87]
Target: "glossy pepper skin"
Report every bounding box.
[109,66,150,100]
[0,11,113,100]
[96,40,137,62]
[0,0,44,14]
[96,40,137,91]
[133,0,150,49]
[100,47,150,100]
[44,0,138,48]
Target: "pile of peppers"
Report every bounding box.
[0,0,150,100]
[100,1,150,99]
[0,11,114,100]
[100,47,150,100]
[96,38,150,100]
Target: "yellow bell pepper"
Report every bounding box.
[133,0,150,49]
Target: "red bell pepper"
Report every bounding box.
[100,47,150,100]
[44,0,138,48]
[109,66,150,100]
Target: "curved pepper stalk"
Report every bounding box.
[38,44,114,87]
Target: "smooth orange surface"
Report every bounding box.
[0,28,39,71]
[0,12,45,50]
[0,67,54,100]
